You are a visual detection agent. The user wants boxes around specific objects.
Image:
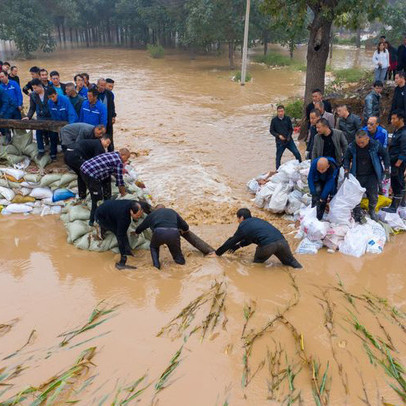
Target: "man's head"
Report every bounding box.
[317,157,330,174]
[50,70,61,87]
[65,82,77,97]
[391,110,405,129]
[87,88,99,104]
[130,201,143,220]
[47,87,58,102]
[97,78,106,93]
[309,109,321,126]
[81,73,89,85]
[314,101,325,114]
[31,78,43,94]
[236,208,252,223]
[29,66,40,79]
[100,134,112,150]
[379,35,386,43]
[39,69,48,83]
[93,124,106,138]
[74,74,84,89]
[276,105,285,119]
[312,89,323,104]
[355,130,370,148]
[316,118,331,135]
[2,62,10,72]
[373,80,383,94]
[10,66,18,76]
[337,104,349,119]
[119,148,131,163]
[366,116,379,134]
[0,71,8,84]
[395,72,406,87]
[106,78,114,91]
[155,204,166,210]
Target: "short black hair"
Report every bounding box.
[392,110,405,121]
[50,70,59,77]
[101,134,111,141]
[3,61,10,67]
[88,88,99,97]
[373,80,383,87]
[237,208,252,220]
[139,201,152,214]
[277,105,285,110]
[396,72,405,79]
[10,66,17,71]
[31,78,42,87]
[47,87,57,96]
[130,201,141,214]
[29,66,40,73]
[380,35,386,39]
[317,117,331,128]
[106,78,114,84]
[356,129,368,138]
[74,74,84,81]
[310,108,321,117]
[0,71,8,77]
[39,68,48,74]
[312,88,322,94]
[81,73,89,80]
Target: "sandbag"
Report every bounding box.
[254,183,275,208]
[381,178,390,198]
[22,143,38,158]
[296,238,323,254]
[339,224,372,257]
[286,190,303,215]
[328,175,366,225]
[365,219,386,254]
[53,189,76,202]
[3,203,33,214]
[0,168,25,180]
[378,211,406,231]
[11,130,33,152]
[247,179,260,194]
[301,208,329,241]
[12,195,36,204]
[0,186,15,201]
[34,154,52,168]
[30,187,53,200]
[24,174,41,183]
[40,174,63,188]
[267,184,291,213]
[66,220,91,243]
[68,205,91,222]
[58,173,77,188]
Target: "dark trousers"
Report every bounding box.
[391,162,406,197]
[36,130,58,158]
[150,228,185,269]
[64,150,86,199]
[311,181,332,220]
[358,174,378,210]
[81,172,112,223]
[107,124,114,151]
[276,139,302,169]
[253,239,302,268]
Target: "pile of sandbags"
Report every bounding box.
[0,130,51,168]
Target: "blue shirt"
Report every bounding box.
[78,87,88,99]
[362,125,388,149]
[79,100,107,127]
[54,86,64,96]
[1,79,22,108]
[48,94,78,123]
[308,157,339,201]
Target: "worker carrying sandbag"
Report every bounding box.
[80,149,130,225]
[135,205,189,270]
[95,199,151,270]
[214,208,302,269]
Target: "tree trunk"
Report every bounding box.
[228,40,235,69]
[355,27,361,48]
[57,24,62,43]
[264,40,268,56]
[61,23,66,43]
[0,118,67,132]
[289,40,294,59]
[299,10,333,140]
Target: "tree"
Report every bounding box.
[381,0,406,43]
[0,0,56,57]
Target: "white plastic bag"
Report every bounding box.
[339,224,371,257]
[365,219,386,254]
[247,179,260,194]
[2,203,33,214]
[278,160,299,179]
[0,168,25,180]
[286,190,303,215]
[254,183,275,208]
[0,186,15,201]
[328,175,366,225]
[378,211,406,231]
[399,207,406,220]
[381,178,390,198]
[30,187,53,200]
[301,214,329,241]
[267,184,291,213]
[296,238,323,254]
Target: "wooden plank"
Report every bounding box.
[0,119,67,132]
[181,230,215,255]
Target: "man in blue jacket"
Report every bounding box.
[0,86,13,143]
[362,116,388,149]
[215,208,302,268]
[0,71,22,119]
[47,87,78,124]
[343,130,390,221]
[308,157,339,220]
[79,88,107,128]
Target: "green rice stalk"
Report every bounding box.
[154,346,183,393]
[3,329,37,360]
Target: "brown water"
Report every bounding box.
[1,48,406,405]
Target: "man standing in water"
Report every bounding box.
[215,208,302,268]
[135,205,189,270]
[270,105,302,169]
[95,200,151,270]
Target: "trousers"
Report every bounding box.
[275,139,302,169]
[391,162,406,196]
[150,228,185,269]
[253,239,302,268]
[64,150,86,199]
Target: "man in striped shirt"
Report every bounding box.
[80,149,131,225]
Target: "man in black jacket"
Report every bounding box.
[389,72,406,122]
[215,208,302,268]
[97,78,116,150]
[270,105,302,169]
[64,135,111,199]
[336,104,362,143]
[383,111,406,213]
[306,109,321,159]
[50,70,66,95]
[305,88,332,122]
[397,35,406,72]
[135,205,189,269]
[22,66,40,96]
[95,199,151,269]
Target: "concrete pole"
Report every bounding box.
[240,0,251,86]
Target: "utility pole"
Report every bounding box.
[240,0,251,86]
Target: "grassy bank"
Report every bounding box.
[254,51,306,72]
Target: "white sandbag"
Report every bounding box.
[247,178,260,194]
[39,174,62,188]
[254,183,275,208]
[58,173,77,188]
[328,175,366,225]
[0,168,25,180]
[296,238,323,254]
[66,220,91,243]
[23,174,41,183]
[3,203,33,214]
[278,159,299,179]
[30,187,53,200]
[267,184,291,213]
[69,205,91,222]
[323,234,344,251]
[300,193,312,206]
[365,219,386,254]
[19,187,32,196]
[339,224,372,257]
[13,157,30,170]
[286,190,303,215]
[0,186,15,201]
[378,211,406,231]
[301,216,329,241]
[0,199,9,205]
[269,171,289,184]
[398,207,406,220]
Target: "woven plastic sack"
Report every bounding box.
[339,224,372,257]
[296,238,323,254]
[30,187,53,200]
[66,220,91,243]
[0,186,15,201]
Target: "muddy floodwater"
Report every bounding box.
[1,47,406,405]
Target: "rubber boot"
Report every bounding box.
[150,247,161,270]
[382,196,402,213]
[290,259,303,269]
[368,206,379,221]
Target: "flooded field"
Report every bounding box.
[1,47,405,405]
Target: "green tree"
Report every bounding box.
[381,0,406,43]
[0,0,56,57]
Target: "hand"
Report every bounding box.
[278,135,286,141]
[18,106,23,111]
[206,252,216,257]
[395,160,402,168]
[22,117,29,121]
[344,171,350,179]
[118,185,126,196]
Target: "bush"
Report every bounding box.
[254,51,292,67]
[333,68,370,83]
[233,71,252,82]
[285,99,304,119]
[147,44,164,59]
